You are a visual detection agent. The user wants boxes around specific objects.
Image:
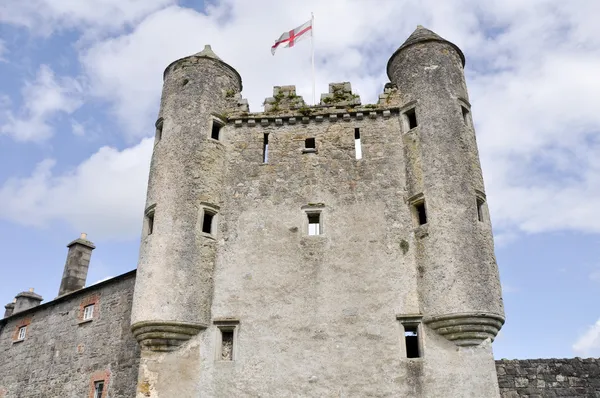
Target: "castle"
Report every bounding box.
[1,26,599,398]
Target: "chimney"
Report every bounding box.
[57,233,96,297]
[13,289,43,314]
[3,299,15,318]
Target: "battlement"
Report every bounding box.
[227,81,402,126]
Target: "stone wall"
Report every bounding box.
[496,358,600,397]
[0,271,139,398]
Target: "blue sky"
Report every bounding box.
[1,0,599,360]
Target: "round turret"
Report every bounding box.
[131,45,242,351]
[388,26,504,345]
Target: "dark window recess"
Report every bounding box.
[405,108,418,130]
[93,381,105,398]
[147,213,154,235]
[263,133,269,163]
[462,106,470,125]
[155,119,163,142]
[354,127,362,159]
[354,127,360,140]
[305,138,316,149]
[415,202,427,225]
[404,325,420,358]
[202,212,214,234]
[211,121,222,140]
[477,198,484,222]
[221,329,234,360]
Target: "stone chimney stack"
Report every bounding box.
[57,233,96,297]
[3,299,15,318]
[13,289,43,313]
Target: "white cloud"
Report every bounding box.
[573,319,600,357]
[0,138,153,240]
[0,65,83,142]
[0,0,175,37]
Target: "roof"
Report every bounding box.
[386,25,466,79]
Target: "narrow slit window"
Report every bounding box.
[221,329,234,360]
[405,108,418,130]
[146,212,154,235]
[354,128,362,160]
[307,212,321,235]
[263,133,269,163]
[211,120,223,140]
[83,304,95,321]
[305,138,315,149]
[415,202,427,225]
[461,106,470,126]
[202,211,214,234]
[17,326,26,340]
[404,325,420,358]
[93,380,105,398]
[477,198,485,222]
[155,118,163,142]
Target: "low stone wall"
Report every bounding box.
[496,358,600,397]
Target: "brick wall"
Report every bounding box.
[0,271,139,398]
[496,358,600,397]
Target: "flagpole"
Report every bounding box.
[311,12,316,105]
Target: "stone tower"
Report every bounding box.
[131,26,505,397]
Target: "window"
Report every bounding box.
[263,133,269,163]
[415,202,427,226]
[221,329,234,360]
[215,319,239,361]
[17,326,26,340]
[93,380,105,398]
[354,128,362,160]
[155,118,163,142]
[307,212,321,235]
[202,211,215,234]
[146,211,154,235]
[211,119,223,140]
[461,106,470,126]
[83,304,95,321]
[404,325,420,358]
[477,197,485,222]
[305,138,315,149]
[403,108,418,131]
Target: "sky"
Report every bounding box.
[0,0,599,360]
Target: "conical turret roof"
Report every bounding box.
[194,44,223,61]
[387,25,465,72]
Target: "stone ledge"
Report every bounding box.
[230,108,399,127]
[131,320,205,352]
[424,312,505,346]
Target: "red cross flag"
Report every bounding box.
[271,19,313,55]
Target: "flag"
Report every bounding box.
[271,19,313,55]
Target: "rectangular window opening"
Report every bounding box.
[405,108,418,130]
[305,138,315,149]
[17,326,26,340]
[221,329,234,361]
[354,128,362,160]
[202,212,214,234]
[147,212,154,235]
[477,198,484,222]
[263,133,269,163]
[211,121,223,140]
[461,106,470,125]
[83,304,95,321]
[404,325,420,358]
[415,202,427,225]
[307,212,321,235]
[93,380,105,398]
